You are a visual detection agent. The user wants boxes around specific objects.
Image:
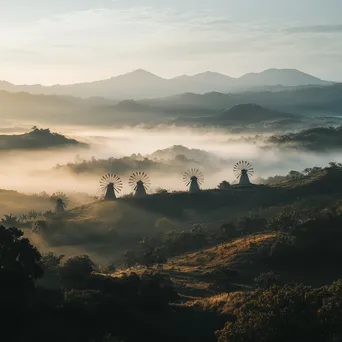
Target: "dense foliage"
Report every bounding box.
[217,282,342,342]
[0,225,43,309]
[269,126,342,151]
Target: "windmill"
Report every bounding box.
[183,168,204,193]
[50,192,69,214]
[233,161,254,186]
[129,172,150,197]
[100,174,123,201]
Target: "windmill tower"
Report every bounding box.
[51,192,69,214]
[183,168,204,193]
[233,161,254,186]
[129,172,150,197]
[100,174,123,201]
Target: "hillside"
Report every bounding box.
[111,233,276,296]
[177,104,297,126]
[2,84,342,129]
[268,126,342,151]
[219,104,295,122]
[148,83,342,115]
[0,127,87,150]
[235,68,330,88]
[0,189,51,217]
[148,145,216,163]
[7,162,342,342]
[0,68,331,99]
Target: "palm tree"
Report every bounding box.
[1,214,20,227]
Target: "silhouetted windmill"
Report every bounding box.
[183,168,204,193]
[50,192,69,214]
[100,174,123,201]
[233,161,254,186]
[129,172,150,197]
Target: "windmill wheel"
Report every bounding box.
[233,161,254,179]
[183,168,204,187]
[100,174,123,194]
[128,172,151,190]
[50,192,69,208]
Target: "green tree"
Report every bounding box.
[0,225,43,306]
[287,170,303,180]
[61,255,95,288]
[218,180,231,190]
[1,214,20,227]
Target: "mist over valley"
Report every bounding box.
[2,2,342,339]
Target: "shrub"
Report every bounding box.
[0,225,43,306]
[217,281,342,342]
[156,188,168,194]
[32,220,49,234]
[61,255,96,288]
[218,181,231,190]
[40,252,65,269]
[1,214,20,227]
[254,271,281,289]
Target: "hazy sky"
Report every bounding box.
[1,0,341,84]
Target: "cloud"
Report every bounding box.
[285,24,342,34]
[1,5,342,83]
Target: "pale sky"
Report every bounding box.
[1,0,341,85]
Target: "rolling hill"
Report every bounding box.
[176,104,297,126]
[1,84,342,129]
[268,126,342,151]
[0,127,87,150]
[147,83,342,114]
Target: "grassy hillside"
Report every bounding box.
[111,233,276,297]
[4,163,342,342]
[0,189,50,217]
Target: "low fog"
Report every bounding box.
[1,123,341,263]
[0,125,341,203]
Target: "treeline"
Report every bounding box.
[268,125,342,151]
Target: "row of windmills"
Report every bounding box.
[99,161,255,201]
[49,161,256,213]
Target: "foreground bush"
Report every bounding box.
[217,281,342,342]
[0,225,43,306]
[61,255,96,288]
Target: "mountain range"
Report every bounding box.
[0,68,332,100]
[1,83,342,129]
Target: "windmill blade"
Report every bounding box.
[100,173,123,193]
[113,181,123,193]
[233,160,255,180]
[129,172,151,190]
[50,192,69,206]
[183,168,204,186]
[143,182,151,190]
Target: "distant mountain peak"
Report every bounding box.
[195,71,227,76]
[0,68,332,99]
[131,69,156,76]
[126,69,163,79]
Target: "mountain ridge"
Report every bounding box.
[0,68,332,99]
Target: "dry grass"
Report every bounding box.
[111,233,276,298]
[181,291,248,314]
[0,189,50,217]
